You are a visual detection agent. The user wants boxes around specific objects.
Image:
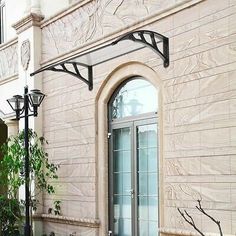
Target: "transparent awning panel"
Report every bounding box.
[67,40,146,67]
[30,30,169,91]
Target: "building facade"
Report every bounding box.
[0,0,236,235]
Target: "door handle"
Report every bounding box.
[126,189,134,198]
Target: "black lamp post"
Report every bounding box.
[7,86,45,236]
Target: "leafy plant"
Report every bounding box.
[48,200,61,216]
[0,129,60,235]
[0,195,22,236]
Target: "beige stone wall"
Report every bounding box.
[40,0,236,235]
[160,0,236,234]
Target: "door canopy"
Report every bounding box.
[30,30,169,91]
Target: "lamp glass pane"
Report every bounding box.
[7,95,24,111]
[29,90,45,106]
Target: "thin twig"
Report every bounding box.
[177,208,205,236]
[196,200,223,236]
[185,210,195,225]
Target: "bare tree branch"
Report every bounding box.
[177,208,205,236]
[185,210,195,225]
[196,200,223,236]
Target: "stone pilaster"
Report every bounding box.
[4,119,18,137]
[12,11,44,236]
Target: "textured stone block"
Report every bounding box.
[229,70,236,90]
[165,131,201,152]
[231,156,236,174]
[165,79,199,103]
[199,72,229,97]
[201,183,231,203]
[199,0,229,18]
[199,100,230,123]
[201,209,232,234]
[173,28,199,53]
[165,183,201,201]
[67,200,96,218]
[173,4,199,28]
[165,157,201,176]
[199,16,229,45]
[233,211,236,234]
[167,105,200,126]
[200,128,230,148]
[201,156,231,175]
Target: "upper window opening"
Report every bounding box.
[0,0,5,44]
[110,77,158,120]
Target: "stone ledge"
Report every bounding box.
[34,214,100,228]
[160,227,234,236]
[0,74,18,85]
[0,37,17,51]
[12,13,44,34]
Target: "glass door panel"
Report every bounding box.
[113,127,132,236]
[137,123,158,236]
[110,121,158,236]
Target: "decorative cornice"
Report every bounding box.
[34,214,100,228]
[12,13,44,34]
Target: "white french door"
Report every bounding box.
[109,118,159,236]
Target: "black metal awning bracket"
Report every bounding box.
[31,62,93,91]
[113,30,169,68]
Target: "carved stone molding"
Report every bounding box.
[160,228,235,236]
[12,13,44,34]
[21,40,31,71]
[160,227,200,236]
[41,0,205,62]
[34,214,100,228]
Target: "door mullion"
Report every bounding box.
[108,126,114,235]
[133,122,138,236]
[109,122,133,236]
[131,122,135,236]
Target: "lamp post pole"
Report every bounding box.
[7,86,45,236]
[24,86,31,236]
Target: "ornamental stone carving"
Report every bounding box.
[42,0,195,61]
[0,40,18,80]
[21,40,31,71]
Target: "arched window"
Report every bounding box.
[108,77,159,236]
[110,78,158,120]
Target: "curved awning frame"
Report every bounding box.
[30,30,169,91]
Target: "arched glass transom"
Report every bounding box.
[110,78,158,119]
